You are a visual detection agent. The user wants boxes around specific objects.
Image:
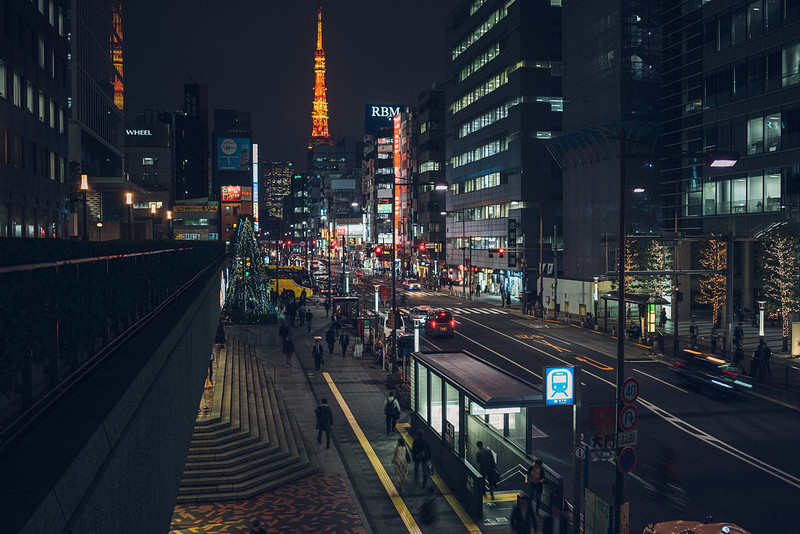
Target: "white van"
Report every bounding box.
[377,312,406,340]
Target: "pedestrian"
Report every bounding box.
[339,330,350,357]
[298,302,306,325]
[750,345,761,377]
[250,519,267,534]
[326,328,336,355]
[306,310,313,332]
[475,441,497,500]
[525,458,545,515]
[282,335,295,368]
[315,397,333,448]
[734,322,744,347]
[208,352,215,383]
[733,344,745,374]
[324,300,330,317]
[412,429,432,489]
[279,323,289,344]
[215,321,226,347]
[287,302,297,327]
[418,486,439,526]
[312,339,325,371]
[509,493,536,534]
[762,342,772,377]
[383,390,401,435]
[390,437,410,493]
[689,320,698,349]
[659,307,667,329]
[710,327,718,354]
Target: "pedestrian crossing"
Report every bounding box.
[398,306,510,316]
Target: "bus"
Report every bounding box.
[266,265,314,298]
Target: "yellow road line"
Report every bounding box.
[396,424,482,534]
[322,372,421,534]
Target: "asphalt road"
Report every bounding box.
[368,283,800,534]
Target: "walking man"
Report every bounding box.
[282,335,295,368]
[412,429,432,489]
[326,328,336,356]
[306,309,313,332]
[689,320,698,349]
[315,398,333,448]
[339,330,350,358]
[476,441,497,500]
[383,390,401,435]
[312,339,325,371]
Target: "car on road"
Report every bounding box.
[403,278,422,290]
[407,305,431,327]
[424,309,455,339]
[670,350,753,397]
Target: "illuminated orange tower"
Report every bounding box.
[110,2,124,110]
[308,5,332,150]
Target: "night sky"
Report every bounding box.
[124,1,458,168]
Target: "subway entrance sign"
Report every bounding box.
[544,367,574,405]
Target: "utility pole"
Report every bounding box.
[553,225,558,319]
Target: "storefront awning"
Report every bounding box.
[413,351,543,407]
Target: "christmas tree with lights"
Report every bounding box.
[222,217,274,323]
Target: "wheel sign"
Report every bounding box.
[618,446,637,473]
[622,377,640,404]
[619,404,639,431]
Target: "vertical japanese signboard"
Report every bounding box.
[508,219,517,267]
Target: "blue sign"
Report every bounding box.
[545,367,574,406]
[216,137,251,171]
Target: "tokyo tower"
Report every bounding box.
[308,5,332,150]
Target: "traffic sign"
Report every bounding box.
[354,269,363,278]
[619,404,639,431]
[575,446,586,459]
[616,430,638,447]
[622,377,640,404]
[618,446,637,473]
[300,241,306,246]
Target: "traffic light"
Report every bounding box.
[419,243,425,252]
[375,246,382,255]
[499,248,505,258]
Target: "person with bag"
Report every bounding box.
[526,458,545,515]
[312,339,325,371]
[476,441,497,500]
[390,437,409,493]
[383,390,401,435]
[412,429,432,489]
[282,335,295,368]
[314,398,333,449]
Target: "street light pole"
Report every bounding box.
[150,204,157,240]
[125,192,133,240]
[80,174,89,241]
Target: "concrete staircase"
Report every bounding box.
[176,333,318,503]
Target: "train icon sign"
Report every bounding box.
[545,367,575,406]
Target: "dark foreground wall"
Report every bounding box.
[0,264,222,533]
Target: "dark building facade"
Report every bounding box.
[212,109,252,196]
[661,0,800,314]
[0,0,70,238]
[175,82,210,200]
[445,0,563,299]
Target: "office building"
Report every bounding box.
[175,82,210,201]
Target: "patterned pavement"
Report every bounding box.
[170,473,366,533]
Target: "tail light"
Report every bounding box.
[431,321,437,328]
[450,320,455,328]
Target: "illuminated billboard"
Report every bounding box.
[364,104,404,133]
[216,137,251,171]
[377,203,392,214]
[221,185,241,201]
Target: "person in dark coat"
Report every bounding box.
[762,342,772,377]
[476,441,497,500]
[315,398,333,448]
[750,344,761,377]
[339,331,350,357]
[510,493,536,534]
[412,429,432,489]
[689,320,698,348]
[734,322,744,346]
[306,310,313,332]
[324,300,330,317]
[215,321,226,346]
[282,335,295,368]
[312,339,325,371]
[325,328,336,355]
[383,391,401,435]
[733,344,746,374]
[279,323,289,344]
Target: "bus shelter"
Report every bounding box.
[408,350,563,521]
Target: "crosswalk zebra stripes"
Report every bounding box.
[398,306,510,316]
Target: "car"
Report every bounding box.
[671,350,753,397]
[424,309,455,338]
[403,278,422,290]
[407,305,432,328]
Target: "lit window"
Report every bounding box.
[142,157,157,166]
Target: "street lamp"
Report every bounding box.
[150,204,157,240]
[96,221,103,241]
[80,174,89,241]
[166,210,173,240]
[125,192,133,240]
[593,276,600,329]
[758,300,766,343]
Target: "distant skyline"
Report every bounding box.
[124,1,457,168]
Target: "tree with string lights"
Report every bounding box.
[696,233,726,328]
[222,217,274,324]
[758,228,800,351]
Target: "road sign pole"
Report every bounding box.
[572,366,582,534]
